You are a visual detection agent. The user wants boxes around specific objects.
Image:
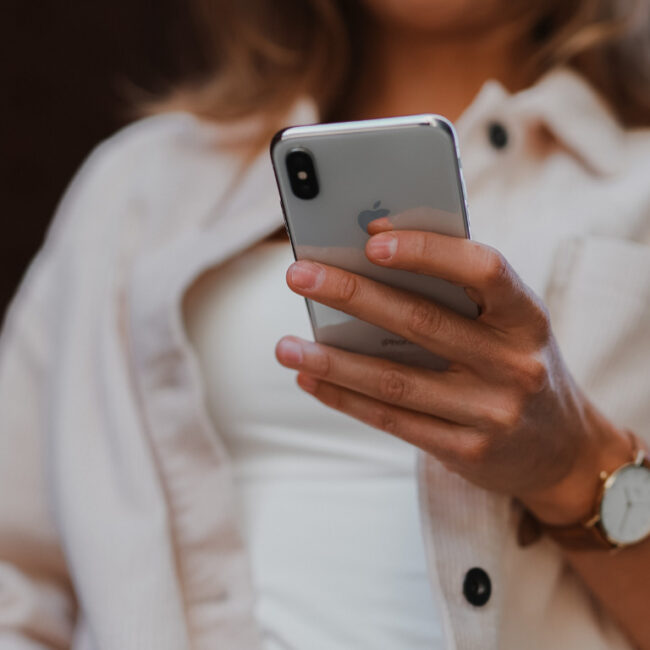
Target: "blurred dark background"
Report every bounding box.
[0,0,204,317]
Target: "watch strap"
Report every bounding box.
[517,496,613,550]
[517,431,649,551]
[537,512,614,551]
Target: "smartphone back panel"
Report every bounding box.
[271,115,478,370]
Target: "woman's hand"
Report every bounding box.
[276,228,632,525]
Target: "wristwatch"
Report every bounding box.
[518,432,650,551]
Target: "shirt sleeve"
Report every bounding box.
[545,233,650,448]
[0,116,154,649]
[0,112,201,649]
[0,240,76,648]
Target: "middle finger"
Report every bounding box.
[286,259,498,367]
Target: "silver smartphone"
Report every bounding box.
[270,114,478,371]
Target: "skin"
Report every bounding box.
[277,226,632,522]
[272,1,650,647]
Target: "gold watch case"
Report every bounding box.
[589,448,650,548]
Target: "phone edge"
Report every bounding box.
[268,114,474,342]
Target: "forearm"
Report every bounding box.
[519,406,650,649]
[278,229,650,647]
[565,541,650,650]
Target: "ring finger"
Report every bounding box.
[276,335,494,428]
[293,371,473,463]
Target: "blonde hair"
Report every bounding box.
[151,0,650,143]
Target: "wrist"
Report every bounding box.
[519,407,633,526]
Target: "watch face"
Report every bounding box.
[600,464,650,545]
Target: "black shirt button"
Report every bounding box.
[463,567,491,607]
[487,121,508,150]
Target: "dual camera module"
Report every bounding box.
[286,149,319,200]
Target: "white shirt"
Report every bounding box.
[1,67,649,650]
[184,240,443,649]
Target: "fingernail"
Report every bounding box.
[288,261,324,290]
[366,233,397,261]
[276,338,303,365]
[297,374,319,393]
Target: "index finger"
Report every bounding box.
[365,230,543,330]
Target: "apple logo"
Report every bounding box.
[357,200,390,233]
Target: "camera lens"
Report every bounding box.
[286,149,319,200]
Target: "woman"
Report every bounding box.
[1,0,649,648]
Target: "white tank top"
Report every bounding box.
[184,239,443,649]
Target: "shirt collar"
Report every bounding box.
[505,66,626,176]
[294,66,626,177]
[462,66,629,176]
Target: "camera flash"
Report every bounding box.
[297,170,308,180]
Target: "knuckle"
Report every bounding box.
[413,234,435,269]
[325,384,344,411]
[459,435,492,465]
[377,368,409,402]
[472,402,503,431]
[494,399,523,431]
[406,300,443,339]
[311,350,332,378]
[337,273,359,304]
[531,301,552,342]
[374,404,400,434]
[481,248,509,287]
[517,356,548,394]
[503,350,548,395]
[475,399,519,432]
